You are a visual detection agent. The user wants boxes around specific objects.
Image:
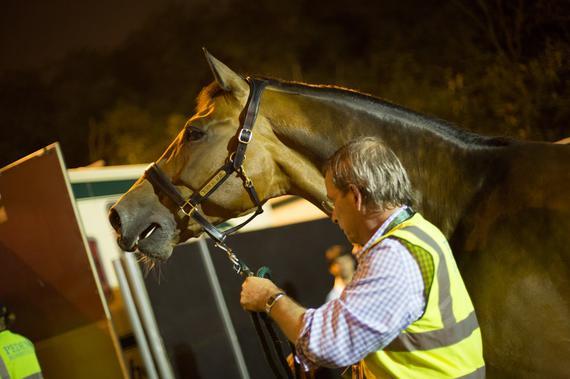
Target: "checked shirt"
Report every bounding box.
[295,206,428,368]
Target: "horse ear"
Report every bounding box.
[203,48,248,98]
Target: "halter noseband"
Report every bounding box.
[144,77,267,275]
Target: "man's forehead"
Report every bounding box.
[324,171,333,189]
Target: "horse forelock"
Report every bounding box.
[195,82,224,113]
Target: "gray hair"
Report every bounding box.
[324,137,413,211]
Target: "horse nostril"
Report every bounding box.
[118,236,138,252]
[109,208,122,233]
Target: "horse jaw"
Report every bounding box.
[268,135,329,212]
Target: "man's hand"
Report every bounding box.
[241,277,306,343]
[240,276,282,312]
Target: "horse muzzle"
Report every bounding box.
[108,186,178,260]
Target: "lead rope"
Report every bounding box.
[214,242,295,379]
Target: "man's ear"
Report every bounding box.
[203,48,249,100]
[349,184,363,211]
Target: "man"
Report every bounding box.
[240,137,485,378]
[0,304,43,379]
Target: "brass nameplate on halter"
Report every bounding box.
[199,170,226,197]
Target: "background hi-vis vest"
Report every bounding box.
[361,213,485,379]
[0,330,43,379]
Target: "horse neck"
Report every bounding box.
[263,83,503,236]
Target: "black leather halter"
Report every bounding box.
[144,77,267,276]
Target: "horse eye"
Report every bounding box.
[185,128,205,142]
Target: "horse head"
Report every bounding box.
[109,50,328,260]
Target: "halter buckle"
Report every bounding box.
[238,129,253,144]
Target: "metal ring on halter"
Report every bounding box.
[229,152,246,163]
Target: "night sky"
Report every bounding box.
[0,0,178,71]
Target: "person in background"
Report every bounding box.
[240,137,484,378]
[324,245,356,302]
[0,304,43,379]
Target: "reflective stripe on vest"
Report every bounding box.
[457,366,485,379]
[0,357,10,379]
[385,225,478,352]
[362,213,485,378]
[387,309,479,352]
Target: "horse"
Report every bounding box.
[109,51,570,378]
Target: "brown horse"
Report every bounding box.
[110,51,570,378]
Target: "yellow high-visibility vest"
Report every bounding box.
[0,330,43,379]
[361,213,485,378]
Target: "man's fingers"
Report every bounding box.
[239,276,277,312]
[240,277,255,310]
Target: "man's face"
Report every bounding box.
[325,171,361,244]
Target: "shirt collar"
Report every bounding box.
[353,205,409,260]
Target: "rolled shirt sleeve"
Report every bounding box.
[295,238,426,368]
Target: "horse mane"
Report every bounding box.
[197,77,515,148]
[263,77,516,148]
